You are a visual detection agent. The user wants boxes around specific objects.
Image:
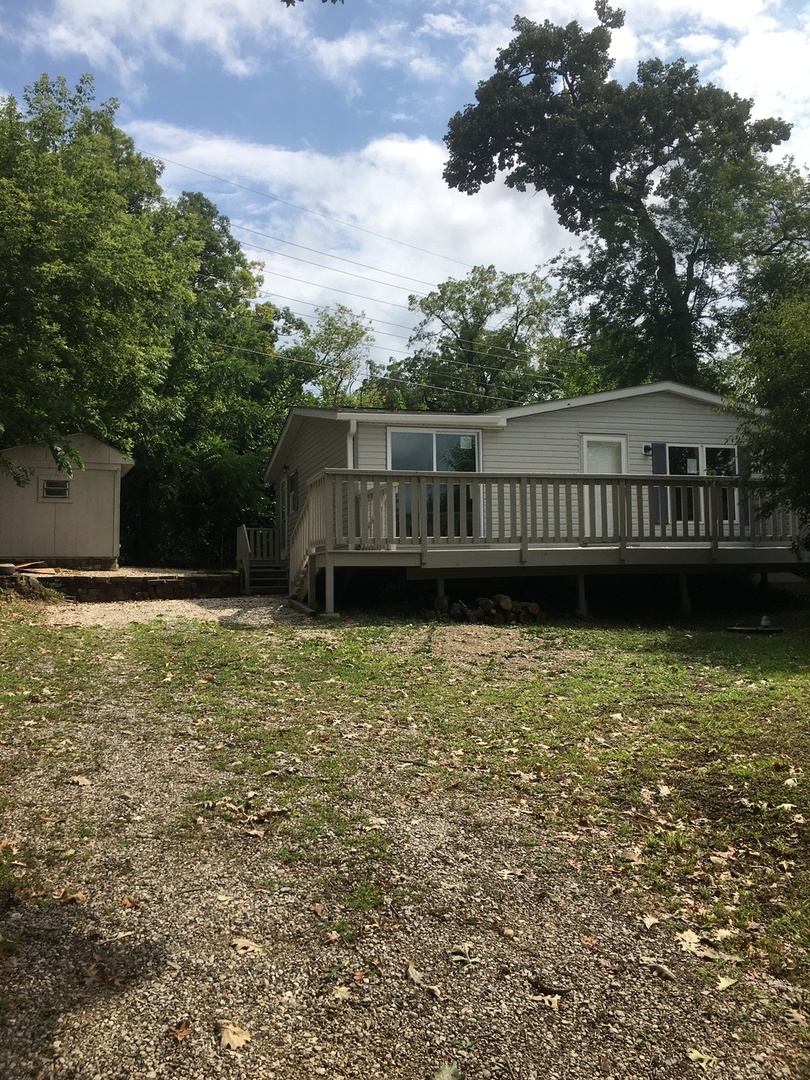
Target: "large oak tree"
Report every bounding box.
[443,4,791,389]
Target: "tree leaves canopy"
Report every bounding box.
[0,75,196,460]
[362,265,565,412]
[443,6,792,388]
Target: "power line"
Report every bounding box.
[205,336,562,407]
[230,233,428,298]
[230,223,439,290]
[140,149,475,270]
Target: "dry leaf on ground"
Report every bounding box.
[168,1019,192,1042]
[217,1020,251,1050]
[67,775,91,786]
[407,960,442,999]
[687,1048,718,1070]
[433,1064,463,1080]
[231,937,263,954]
[640,956,676,981]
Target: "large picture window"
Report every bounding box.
[388,429,480,539]
[388,429,478,472]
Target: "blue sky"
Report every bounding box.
[2,0,810,368]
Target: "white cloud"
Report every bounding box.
[129,119,569,364]
[19,0,312,84]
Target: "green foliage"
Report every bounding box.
[120,193,315,566]
[292,304,375,407]
[0,75,323,567]
[0,75,196,464]
[728,165,810,535]
[732,295,810,536]
[362,265,566,411]
[443,7,792,388]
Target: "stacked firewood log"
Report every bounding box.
[441,593,545,624]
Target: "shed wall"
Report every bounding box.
[0,435,129,562]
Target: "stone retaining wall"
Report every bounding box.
[27,572,240,603]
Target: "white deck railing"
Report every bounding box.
[254,471,802,595]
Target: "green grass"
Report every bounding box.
[0,592,808,989]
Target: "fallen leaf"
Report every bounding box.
[121,895,139,909]
[68,775,91,787]
[639,956,676,981]
[716,976,737,992]
[528,993,560,1010]
[642,914,660,929]
[217,1020,251,1051]
[786,1008,807,1028]
[168,1019,193,1042]
[433,1065,463,1080]
[52,888,87,904]
[619,846,644,864]
[231,937,263,955]
[687,1048,718,1070]
[331,985,352,1000]
[449,942,480,966]
[407,960,442,999]
[310,903,327,919]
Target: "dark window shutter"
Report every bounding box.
[651,443,668,474]
[736,445,751,525]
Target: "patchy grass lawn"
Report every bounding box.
[0,590,808,1078]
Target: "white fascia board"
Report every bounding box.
[336,410,506,428]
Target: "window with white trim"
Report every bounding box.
[388,429,479,472]
[39,477,71,501]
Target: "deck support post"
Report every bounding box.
[576,573,588,618]
[307,555,317,608]
[678,573,691,616]
[324,556,336,616]
[436,577,445,599]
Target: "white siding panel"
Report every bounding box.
[355,422,388,470]
[483,392,740,475]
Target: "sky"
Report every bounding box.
[2,0,810,369]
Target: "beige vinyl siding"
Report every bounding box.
[354,421,388,470]
[483,392,740,475]
[0,435,130,561]
[281,416,350,535]
[278,417,348,493]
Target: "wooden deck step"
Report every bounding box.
[245,561,288,596]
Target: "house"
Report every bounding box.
[0,434,134,569]
[238,382,804,614]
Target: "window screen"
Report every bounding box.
[41,478,70,499]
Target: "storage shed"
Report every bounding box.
[0,434,134,569]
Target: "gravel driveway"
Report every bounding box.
[1,597,805,1080]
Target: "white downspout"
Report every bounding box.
[347,420,357,469]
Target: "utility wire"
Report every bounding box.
[140,149,475,269]
[205,337,564,408]
[230,222,439,290]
